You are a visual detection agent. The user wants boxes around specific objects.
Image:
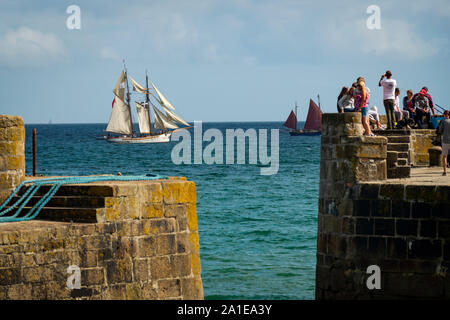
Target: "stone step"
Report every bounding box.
[16,184,114,197]
[374,129,412,136]
[386,136,411,143]
[398,152,409,159]
[387,143,410,152]
[2,206,100,223]
[387,165,411,179]
[8,195,105,208]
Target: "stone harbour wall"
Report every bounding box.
[0,114,203,300]
[0,115,25,204]
[317,182,450,299]
[316,113,450,299]
[0,179,203,300]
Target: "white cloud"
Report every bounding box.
[100,47,120,61]
[0,27,67,67]
[324,17,442,61]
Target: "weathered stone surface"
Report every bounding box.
[0,115,25,204]
[318,114,450,300]
[0,178,203,300]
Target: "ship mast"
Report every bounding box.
[123,60,134,135]
[295,101,298,131]
[145,70,152,135]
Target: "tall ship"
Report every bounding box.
[283,97,322,136]
[102,63,191,143]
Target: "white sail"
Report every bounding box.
[135,102,151,134]
[153,110,164,130]
[159,103,190,127]
[129,76,147,94]
[113,71,126,99]
[106,95,133,135]
[153,106,178,129]
[151,81,176,111]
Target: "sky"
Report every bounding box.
[0,0,449,123]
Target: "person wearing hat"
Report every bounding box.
[437,110,450,175]
[412,86,436,116]
[378,70,397,129]
[414,89,431,128]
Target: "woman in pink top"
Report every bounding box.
[354,81,374,136]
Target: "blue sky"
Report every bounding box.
[0,0,449,123]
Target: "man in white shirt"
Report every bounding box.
[378,70,397,129]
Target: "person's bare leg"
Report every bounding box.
[362,116,372,135]
[443,154,448,175]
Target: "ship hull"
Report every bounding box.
[289,130,321,136]
[105,132,172,144]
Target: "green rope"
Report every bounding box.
[0,174,167,223]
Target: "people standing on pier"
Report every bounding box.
[378,70,397,129]
[414,89,432,129]
[438,110,450,176]
[355,81,373,136]
[403,89,415,119]
[394,88,403,123]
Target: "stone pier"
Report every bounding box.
[0,115,25,204]
[316,113,450,299]
[0,115,203,300]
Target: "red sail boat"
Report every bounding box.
[283,97,322,136]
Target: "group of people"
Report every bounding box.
[337,71,438,136]
[337,70,450,176]
[337,76,382,136]
[379,71,436,130]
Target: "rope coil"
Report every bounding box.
[0,174,167,223]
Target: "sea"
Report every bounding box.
[24,122,320,300]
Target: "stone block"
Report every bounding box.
[420,220,437,238]
[155,234,177,256]
[150,256,173,280]
[137,236,156,257]
[341,217,355,234]
[374,218,395,236]
[368,236,386,258]
[396,219,418,237]
[355,218,373,235]
[406,185,436,202]
[391,200,411,218]
[411,202,432,219]
[162,180,196,204]
[370,199,391,217]
[359,184,379,199]
[408,239,442,259]
[434,186,450,202]
[81,268,104,286]
[106,259,133,284]
[438,221,450,238]
[379,184,404,200]
[386,238,407,259]
[354,200,370,217]
[157,279,181,299]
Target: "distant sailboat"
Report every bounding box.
[283,98,322,136]
[102,63,191,143]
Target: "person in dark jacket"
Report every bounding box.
[414,89,431,128]
[412,86,436,115]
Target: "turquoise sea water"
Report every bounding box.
[24,122,320,299]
